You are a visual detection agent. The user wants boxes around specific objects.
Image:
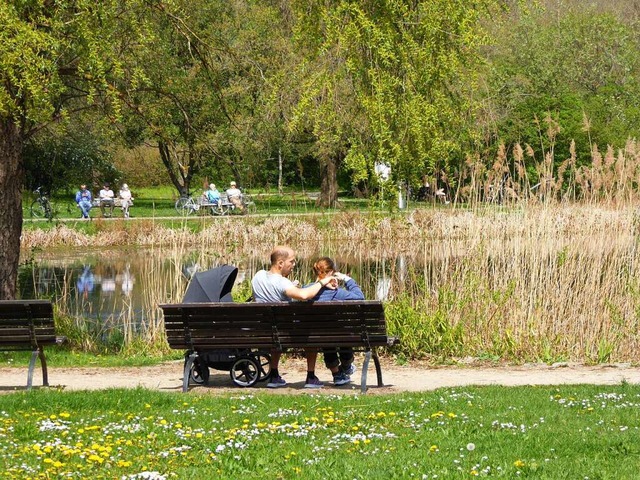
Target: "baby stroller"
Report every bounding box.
[182,264,271,387]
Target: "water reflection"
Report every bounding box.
[18,247,413,327]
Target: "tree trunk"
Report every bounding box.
[159,141,191,196]
[0,118,25,299]
[317,154,341,208]
[278,147,283,196]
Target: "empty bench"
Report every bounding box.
[0,300,62,389]
[160,301,399,393]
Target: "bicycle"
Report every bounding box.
[31,187,55,220]
[175,195,200,216]
[241,193,256,214]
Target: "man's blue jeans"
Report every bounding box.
[78,200,92,218]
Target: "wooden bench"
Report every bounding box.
[0,300,63,390]
[160,301,399,393]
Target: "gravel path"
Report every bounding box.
[2,358,639,395]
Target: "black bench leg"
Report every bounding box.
[373,352,383,387]
[39,348,49,387]
[183,353,197,392]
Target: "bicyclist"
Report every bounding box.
[75,184,92,219]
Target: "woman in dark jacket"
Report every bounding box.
[310,257,364,386]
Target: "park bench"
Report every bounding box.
[160,300,399,393]
[0,300,64,390]
[196,194,236,215]
[91,198,132,208]
[91,198,133,217]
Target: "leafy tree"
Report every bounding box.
[481,4,640,168]
[115,0,294,196]
[24,126,118,194]
[0,0,154,298]
[289,1,497,204]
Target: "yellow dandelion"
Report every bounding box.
[429,445,438,452]
[514,460,525,468]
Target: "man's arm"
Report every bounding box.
[285,276,336,301]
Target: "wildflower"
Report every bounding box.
[514,460,525,468]
[467,443,475,451]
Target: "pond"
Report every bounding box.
[18,247,419,334]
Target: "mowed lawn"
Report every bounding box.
[2,384,639,479]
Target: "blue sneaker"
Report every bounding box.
[267,374,287,388]
[341,364,357,376]
[304,375,324,389]
[332,372,351,386]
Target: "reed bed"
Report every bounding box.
[31,204,640,364]
[23,138,640,363]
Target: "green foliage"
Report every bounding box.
[24,131,118,193]
[482,5,640,165]
[291,1,497,188]
[385,293,464,359]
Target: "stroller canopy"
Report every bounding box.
[182,264,238,303]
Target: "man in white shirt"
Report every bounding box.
[252,246,337,388]
[99,183,115,217]
[226,181,244,211]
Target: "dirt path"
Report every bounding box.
[2,358,639,394]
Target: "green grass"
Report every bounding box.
[2,384,639,479]
[21,187,374,222]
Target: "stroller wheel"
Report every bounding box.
[187,357,210,385]
[256,353,272,382]
[230,356,260,387]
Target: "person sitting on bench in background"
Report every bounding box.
[75,184,92,219]
[226,181,244,211]
[99,183,115,217]
[119,183,133,218]
[308,257,364,386]
[206,183,221,208]
[251,246,337,389]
